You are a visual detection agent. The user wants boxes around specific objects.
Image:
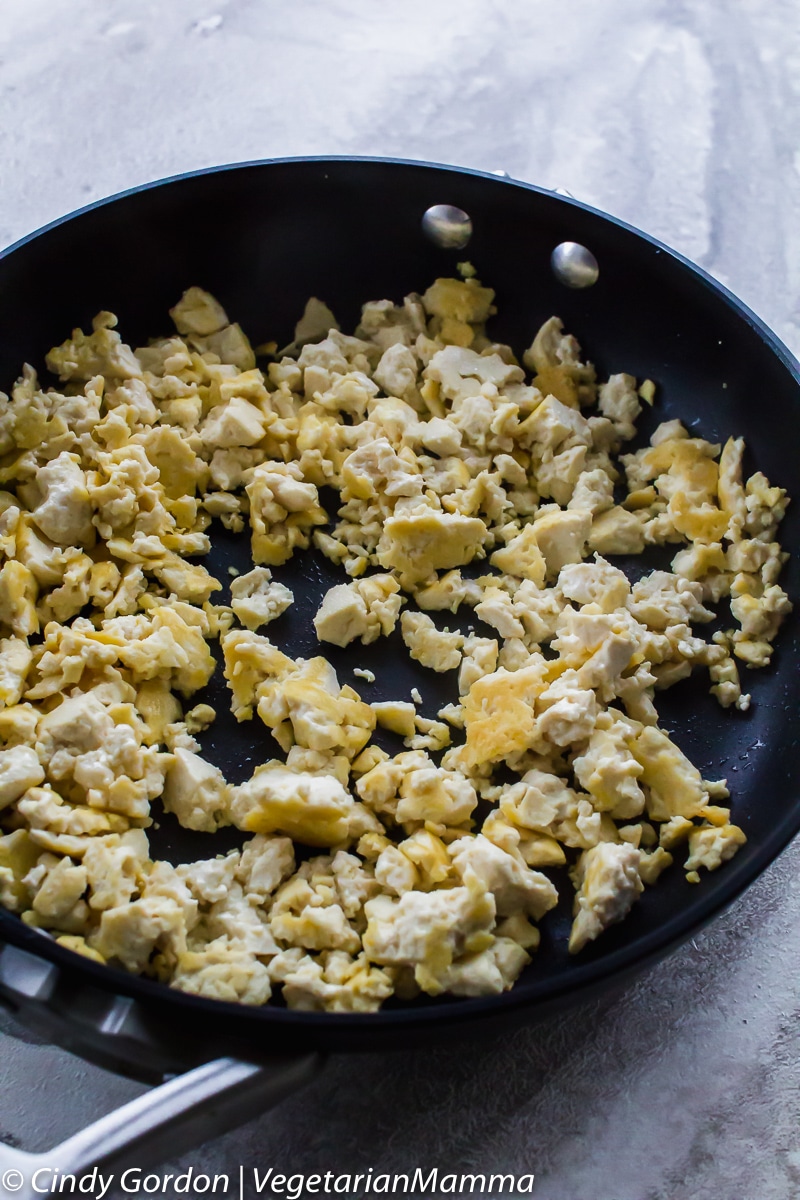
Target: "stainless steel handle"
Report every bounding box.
[0,1053,320,1200]
[0,939,322,1195]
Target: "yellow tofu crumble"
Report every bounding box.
[0,276,790,1012]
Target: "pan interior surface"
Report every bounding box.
[1,158,798,1050]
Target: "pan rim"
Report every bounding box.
[2,153,798,375]
[1,154,799,1037]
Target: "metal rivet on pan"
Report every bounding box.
[551,241,599,288]
[422,204,473,250]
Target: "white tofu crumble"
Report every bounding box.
[0,275,787,1011]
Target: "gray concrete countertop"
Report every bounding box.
[1,2,800,1197]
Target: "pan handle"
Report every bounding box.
[0,941,322,1197]
[0,1052,321,1200]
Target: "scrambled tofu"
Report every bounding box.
[568,842,643,953]
[230,568,293,631]
[314,574,402,647]
[0,276,787,1012]
[230,763,355,846]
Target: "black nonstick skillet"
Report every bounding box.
[0,158,797,1191]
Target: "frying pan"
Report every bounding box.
[0,157,798,1190]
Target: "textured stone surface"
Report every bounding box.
[1,1,800,1196]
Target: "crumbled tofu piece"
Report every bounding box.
[450,835,559,919]
[638,846,673,886]
[173,948,272,1005]
[46,315,142,382]
[374,845,420,895]
[230,567,294,630]
[162,749,231,833]
[535,672,599,748]
[0,638,33,708]
[314,575,403,647]
[179,853,238,905]
[200,395,268,450]
[235,834,295,900]
[632,726,707,821]
[475,587,525,639]
[432,939,530,996]
[30,856,89,924]
[377,511,486,582]
[246,461,327,566]
[55,936,106,964]
[313,584,371,647]
[423,278,495,325]
[230,764,355,847]
[572,713,645,820]
[501,769,615,851]
[629,571,714,631]
[83,833,147,911]
[532,509,592,578]
[406,715,451,752]
[279,951,394,1013]
[0,829,41,911]
[401,611,463,671]
[590,506,646,555]
[569,843,643,953]
[395,764,477,826]
[0,745,45,810]
[362,882,495,989]
[598,373,641,439]
[684,823,747,873]
[490,525,546,585]
[371,701,417,739]
[170,287,229,336]
[559,557,630,612]
[462,659,549,766]
[32,452,94,546]
[458,635,498,696]
[91,884,195,971]
[184,703,216,734]
[659,815,694,850]
[414,570,483,613]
